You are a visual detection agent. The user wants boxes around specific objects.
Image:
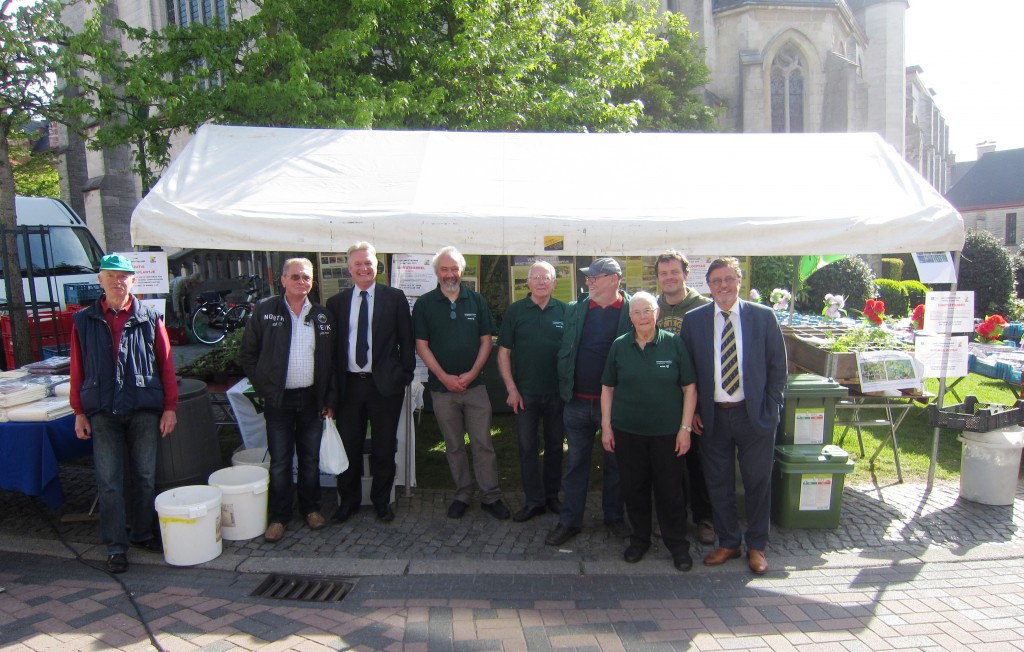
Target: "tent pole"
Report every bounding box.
[927,251,961,490]
[789,257,799,325]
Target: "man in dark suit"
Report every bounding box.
[680,257,787,575]
[327,242,416,523]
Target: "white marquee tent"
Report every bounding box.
[131,125,964,255]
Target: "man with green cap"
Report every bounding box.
[70,254,179,574]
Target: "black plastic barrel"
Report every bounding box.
[156,378,222,492]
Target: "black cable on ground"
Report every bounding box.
[36,501,168,652]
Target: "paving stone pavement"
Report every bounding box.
[2,460,1024,650]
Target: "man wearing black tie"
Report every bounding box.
[327,242,416,523]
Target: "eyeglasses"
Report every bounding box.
[288,273,312,282]
[529,275,554,282]
[631,309,656,317]
[585,274,610,284]
[708,276,740,287]
[449,301,457,320]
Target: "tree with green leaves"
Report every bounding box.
[10,133,60,198]
[90,0,716,186]
[1,0,106,366]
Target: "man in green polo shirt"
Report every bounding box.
[498,261,567,522]
[413,246,510,521]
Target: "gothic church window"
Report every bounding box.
[771,45,804,133]
[166,0,227,26]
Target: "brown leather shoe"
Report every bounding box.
[305,511,327,530]
[264,522,286,543]
[748,549,768,575]
[703,546,741,566]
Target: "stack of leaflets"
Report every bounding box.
[24,356,71,374]
[4,396,74,422]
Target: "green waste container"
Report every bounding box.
[772,444,854,529]
[777,373,849,445]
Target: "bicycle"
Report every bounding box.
[190,275,262,345]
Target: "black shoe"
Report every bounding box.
[376,505,396,523]
[623,543,649,563]
[605,519,632,539]
[672,549,694,572]
[545,496,562,514]
[331,503,358,524]
[130,537,163,553]
[512,505,546,522]
[106,553,128,574]
[447,500,470,519]
[481,499,511,520]
[545,523,582,546]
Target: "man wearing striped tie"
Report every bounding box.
[679,257,787,575]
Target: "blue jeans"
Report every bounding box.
[559,397,623,527]
[516,392,564,508]
[264,388,323,524]
[90,411,160,555]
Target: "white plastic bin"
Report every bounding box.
[232,446,270,470]
[958,426,1024,505]
[155,485,223,566]
[209,465,269,541]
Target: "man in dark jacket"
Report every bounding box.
[71,254,178,574]
[241,258,335,543]
[327,242,415,523]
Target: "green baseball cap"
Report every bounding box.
[99,254,136,274]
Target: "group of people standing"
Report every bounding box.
[70,244,785,576]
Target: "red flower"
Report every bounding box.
[863,299,886,326]
[976,314,1008,342]
[911,304,925,331]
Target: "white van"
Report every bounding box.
[1,197,105,310]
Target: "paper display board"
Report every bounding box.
[856,350,923,393]
[923,291,974,334]
[509,256,575,303]
[914,335,968,378]
[116,251,169,294]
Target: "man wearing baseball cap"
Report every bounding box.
[70,254,179,574]
[546,257,631,546]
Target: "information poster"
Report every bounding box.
[391,254,437,299]
[509,256,575,303]
[914,335,968,378]
[317,251,387,298]
[913,251,958,284]
[923,291,974,334]
[621,256,659,295]
[794,408,826,444]
[116,251,168,294]
[856,350,923,392]
[799,475,833,511]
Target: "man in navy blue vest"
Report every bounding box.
[71,254,179,574]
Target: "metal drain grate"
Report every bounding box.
[251,574,355,602]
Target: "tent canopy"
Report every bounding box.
[131,125,964,256]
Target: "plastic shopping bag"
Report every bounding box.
[319,417,349,475]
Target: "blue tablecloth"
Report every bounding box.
[0,415,91,508]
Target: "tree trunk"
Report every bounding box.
[0,133,35,368]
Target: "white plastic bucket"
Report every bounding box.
[232,446,270,470]
[958,426,1024,506]
[208,465,269,541]
[155,485,223,566]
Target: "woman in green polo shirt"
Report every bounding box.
[600,291,698,572]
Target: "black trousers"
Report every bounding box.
[334,374,404,509]
[614,429,690,555]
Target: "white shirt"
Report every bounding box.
[284,298,315,389]
[348,285,375,372]
[713,299,745,402]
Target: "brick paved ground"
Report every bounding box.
[1,460,1023,650]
